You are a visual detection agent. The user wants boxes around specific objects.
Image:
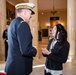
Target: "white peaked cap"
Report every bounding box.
[15,3,35,14]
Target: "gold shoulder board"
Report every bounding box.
[20,21,25,23]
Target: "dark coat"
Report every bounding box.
[2,29,8,44]
[43,39,70,70]
[2,29,8,61]
[2,29,8,39]
[5,17,37,75]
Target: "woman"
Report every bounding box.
[42,24,70,75]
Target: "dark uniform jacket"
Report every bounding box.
[43,39,70,70]
[5,17,37,75]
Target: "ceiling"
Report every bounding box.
[6,0,67,11]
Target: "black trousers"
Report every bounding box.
[44,70,62,75]
[4,41,8,61]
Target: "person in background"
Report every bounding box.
[5,3,37,75]
[2,25,9,61]
[42,24,70,75]
[38,27,42,41]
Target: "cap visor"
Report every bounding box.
[31,10,35,15]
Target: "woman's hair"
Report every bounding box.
[55,24,67,43]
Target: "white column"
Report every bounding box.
[67,0,76,60]
[0,0,6,55]
[29,0,38,48]
[29,0,39,57]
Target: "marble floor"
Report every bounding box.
[0,41,76,75]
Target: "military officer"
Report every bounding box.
[5,3,37,75]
